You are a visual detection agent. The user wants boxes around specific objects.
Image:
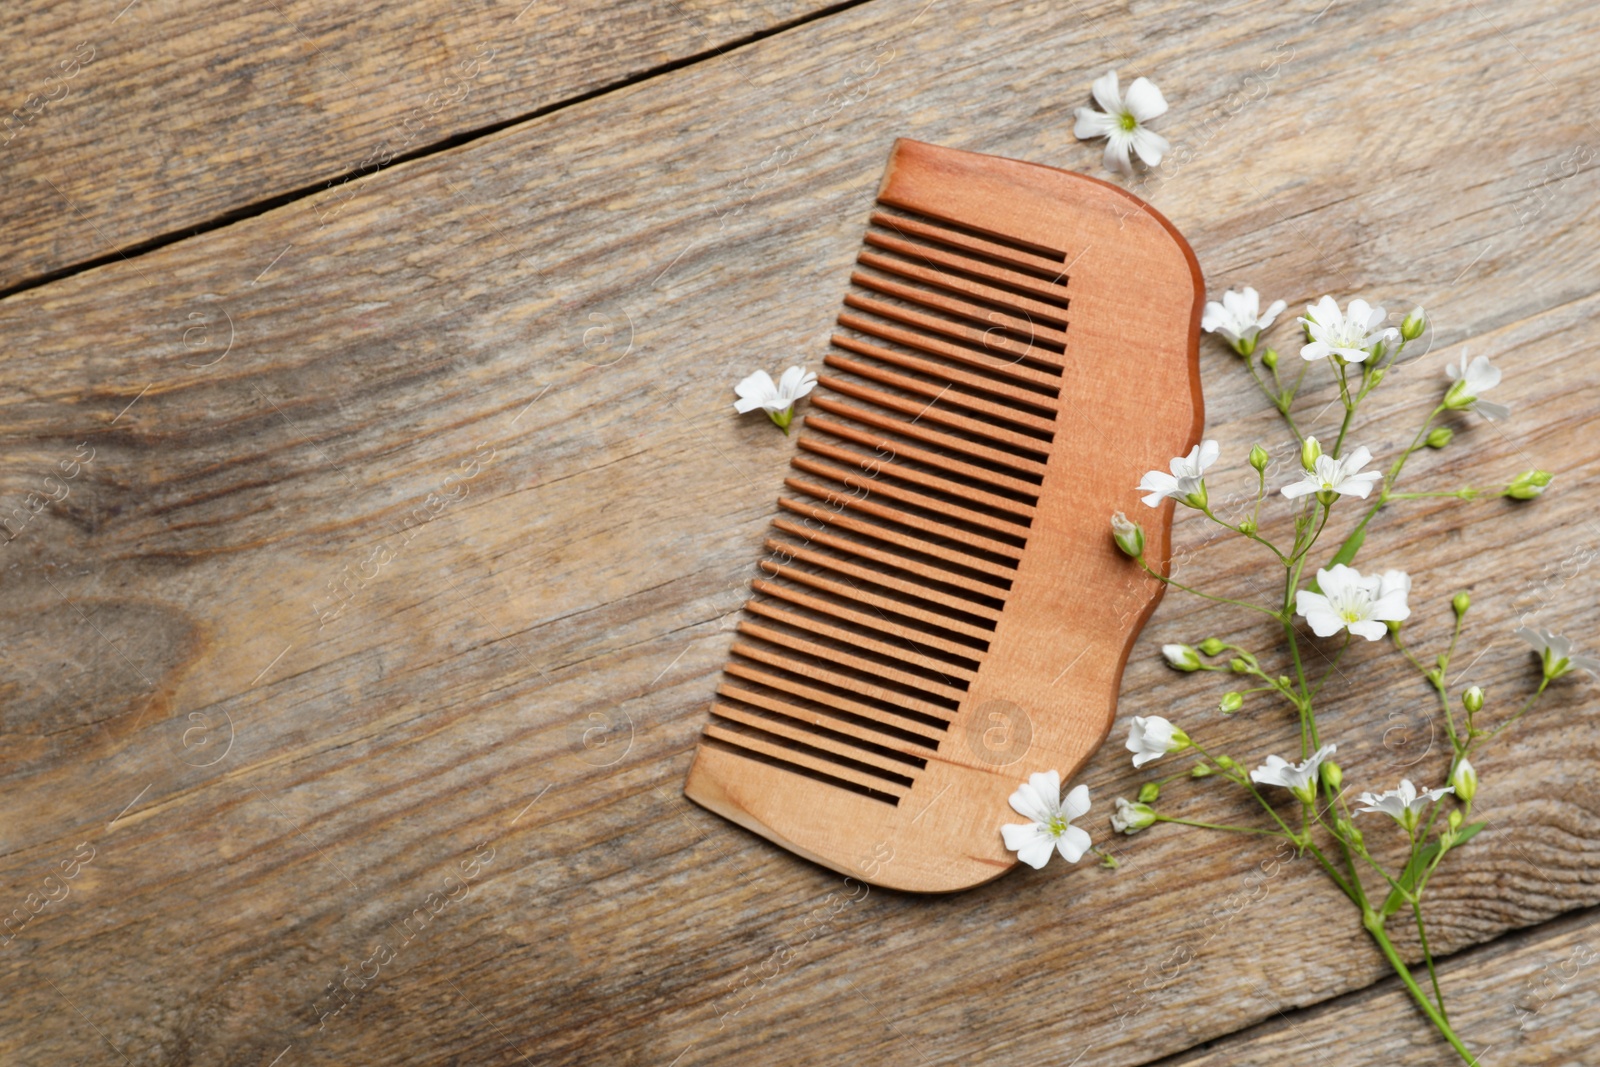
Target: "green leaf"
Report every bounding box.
[1381,821,1485,917]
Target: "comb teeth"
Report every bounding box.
[707,207,1070,804]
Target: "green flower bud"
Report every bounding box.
[1401,306,1426,341]
[1425,427,1453,449]
[1507,470,1553,500]
[1278,676,1293,689]
[1191,762,1215,778]
[1214,755,1237,772]
[1219,692,1244,714]
[1452,591,1471,617]
[1138,781,1161,804]
[1300,435,1323,471]
[1367,366,1387,388]
[1248,444,1270,472]
[1198,638,1226,657]
[1230,657,1250,673]
[1426,667,1444,687]
[1111,797,1158,834]
[1110,510,1145,558]
[1450,756,1478,804]
[1162,644,1202,671]
[1336,817,1363,849]
[1261,347,1279,370]
[1448,809,1464,831]
[1320,760,1343,791]
[1462,685,1484,714]
[1238,517,1258,535]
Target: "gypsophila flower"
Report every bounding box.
[1110,511,1145,557]
[1442,350,1511,420]
[1515,625,1600,680]
[1001,770,1092,869]
[1295,564,1411,641]
[1202,287,1287,355]
[1299,296,1398,363]
[1138,440,1218,508]
[1355,779,1454,832]
[1162,644,1202,672]
[1249,743,1337,803]
[733,366,817,433]
[1073,70,1170,176]
[1281,445,1383,500]
[1126,715,1191,768]
[1111,797,1157,834]
[1450,757,1478,804]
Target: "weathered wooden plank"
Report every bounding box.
[0,0,1597,1064]
[1161,907,1600,1066]
[0,0,839,292]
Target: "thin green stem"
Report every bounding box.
[1363,914,1478,1064]
[1153,814,1289,837]
[1136,557,1284,620]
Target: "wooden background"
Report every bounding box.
[2,0,1596,1064]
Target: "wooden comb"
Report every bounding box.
[684,139,1204,892]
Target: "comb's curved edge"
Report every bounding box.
[685,140,1206,893]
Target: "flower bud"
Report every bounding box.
[1278,676,1292,689]
[1452,591,1470,617]
[1260,347,1279,370]
[1111,797,1158,834]
[1336,817,1363,849]
[1507,470,1553,500]
[1111,511,1145,558]
[1462,686,1484,714]
[1138,782,1161,804]
[1162,644,1202,672]
[1401,306,1427,341]
[1238,517,1258,535]
[1300,435,1323,471]
[1230,658,1250,673]
[1366,366,1387,388]
[1320,760,1343,791]
[1214,755,1237,772]
[1450,756,1478,803]
[1191,762,1215,778]
[1448,809,1464,831]
[1425,667,1444,687]
[1219,691,1244,714]
[1248,444,1270,472]
[1425,427,1453,449]
[1198,638,1225,657]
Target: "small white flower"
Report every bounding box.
[1138,439,1218,508]
[1280,444,1383,500]
[1444,350,1511,421]
[1073,70,1170,176]
[1450,757,1478,804]
[1299,296,1399,363]
[1295,564,1411,641]
[1125,715,1191,768]
[1515,625,1600,680]
[733,366,817,433]
[1249,743,1337,803]
[1202,287,1287,354]
[1355,779,1454,831]
[1111,797,1157,834]
[1001,770,1092,869]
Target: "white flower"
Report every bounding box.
[1298,296,1398,363]
[1125,715,1191,768]
[1249,743,1337,803]
[1138,439,1218,508]
[733,366,817,433]
[1073,70,1170,176]
[1280,444,1383,500]
[1295,564,1411,641]
[1161,644,1201,672]
[1202,287,1287,353]
[1515,625,1600,680]
[1111,797,1157,834]
[1355,779,1454,831]
[1001,771,1092,869]
[1444,350,1511,420]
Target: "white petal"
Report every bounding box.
[1341,446,1374,474]
[1055,824,1092,864]
[1300,340,1332,361]
[1007,781,1051,823]
[1074,108,1119,140]
[1102,134,1133,176]
[1259,299,1287,329]
[1195,439,1220,472]
[1012,826,1056,869]
[734,370,776,403]
[1130,126,1169,167]
[1317,565,1356,599]
[1090,70,1122,115]
[1476,400,1512,421]
[1466,355,1502,393]
[1061,783,1091,822]
[1201,301,1230,334]
[1334,472,1380,498]
[1280,477,1318,499]
[1123,77,1168,122]
[1347,619,1388,641]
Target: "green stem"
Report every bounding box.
[1137,557,1283,620]
[1362,912,1478,1064]
[1153,814,1289,837]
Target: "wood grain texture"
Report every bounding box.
[684,139,1205,892]
[0,0,837,292]
[1163,907,1600,1067]
[0,0,1597,1064]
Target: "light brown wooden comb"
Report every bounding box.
[685,139,1204,892]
